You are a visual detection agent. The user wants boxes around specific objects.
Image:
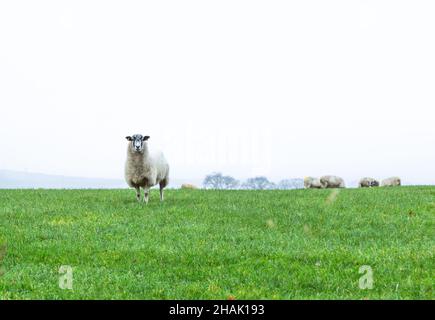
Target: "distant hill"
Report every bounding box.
[0,170,126,189]
[0,170,199,189]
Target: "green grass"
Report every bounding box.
[0,187,434,299]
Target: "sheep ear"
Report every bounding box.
[126,136,132,141]
[143,136,150,141]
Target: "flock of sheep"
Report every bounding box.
[304,175,401,189]
[123,133,402,203]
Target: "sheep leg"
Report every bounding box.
[143,188,150,204]
[159,186,164,202]
[135,187,141,202]
[159,179,168,202]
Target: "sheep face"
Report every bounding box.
[126,134,150,153]
[370,180,379,187]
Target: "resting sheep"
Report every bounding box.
[181,183,198,189]
[359,177,379,188]
[304,177,322,189]
[125,134,169,203]
[381,176,401,187]
[320,175,345,188]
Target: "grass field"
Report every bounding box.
[0,187,434,299]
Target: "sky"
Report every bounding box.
[0,0,434,185]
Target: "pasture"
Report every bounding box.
[0,187,433,299]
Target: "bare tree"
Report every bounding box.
[242,176,274,190]
[203,172,224,189]
[222,175,240,189]
[203,173,240,189]
[278,179,304,190]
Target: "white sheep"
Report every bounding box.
[381,176,401,187]
[320,175,345,188]
[359,177,380,188]
[124,134,169,203]
[304,177,322,189]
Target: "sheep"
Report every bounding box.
[320,175,345,188]
[381,176,401,187]
[124,134,169,203]
[304,177,322,189]
[181,183,198,189]
[359,177,380,188]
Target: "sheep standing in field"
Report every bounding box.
[304,177,322,189]
[381,176,401,187]
[125,134,169,203]
[320,175,345,188]
[359,177,380,188]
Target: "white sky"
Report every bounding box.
[0,0,434,185]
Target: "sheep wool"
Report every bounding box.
[359,177,380,188]
[304,177,322,189]
[381,177,401,187]
[320,175,346,188]
[181,183,198,189]
[125,134,169,203]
